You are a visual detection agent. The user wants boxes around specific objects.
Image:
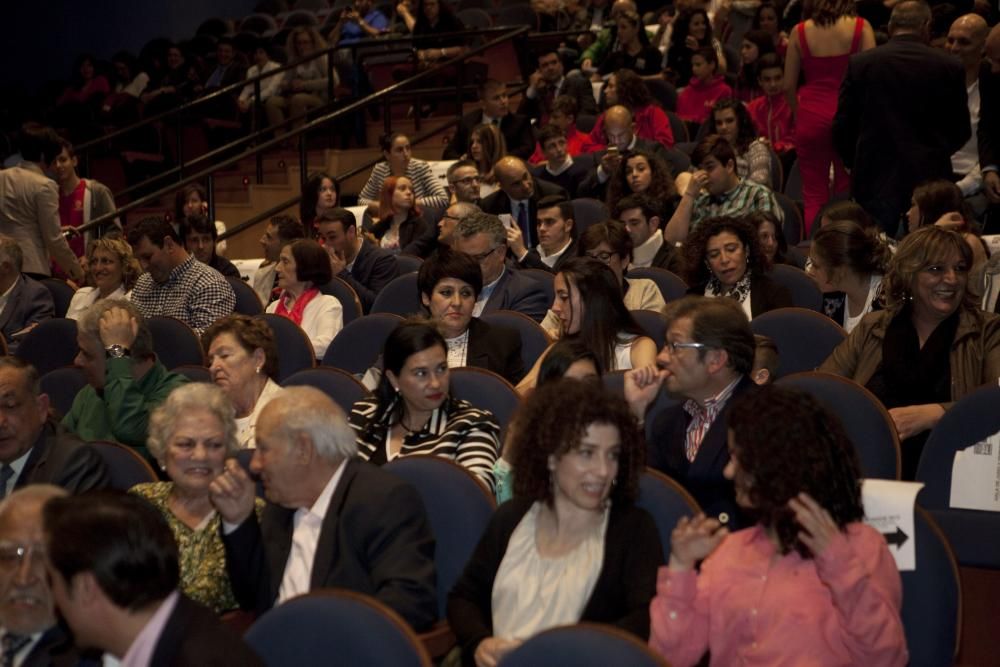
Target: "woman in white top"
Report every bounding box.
[518,257,657,393]
[809,220,890,333]
[238,41,283,113]
[266,239,343,359]
[357,132,450,212]
[203,315,285,449]
[447,378,662,667]
[66,236,141,320]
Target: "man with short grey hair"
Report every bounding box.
[0,234,54,353]
[210,387,437,630]
[62,298,187,457]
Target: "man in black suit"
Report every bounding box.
[519,48,599,124]
[508,195,578,273]
[481,156,569,250]
[211,387,438,631]
[454,212,550,322]
[443,79,536,160]
[1,358,108,495]
[316,208,399,313]
[833,0,971,233]
[44,491,262,666]
[613,193,685,275]
[530,124,596,199]
[0,235,54,354]
[624,296,756,529]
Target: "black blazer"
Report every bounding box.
[646,375,757,528]
[979,63,999,172]
[517,73,599,122]
[466,317,525,384]
[0,275,54,354]
[14,421,109,493]
[686,274,793,318]
[22,623,99,667]
[447,498,663,667]
[517,239,578,274]
[650,241,686,277]
[481,268,550,323]
[337,238,400,313]
[833,34,970,213]
[149,594,263,667]
[222,458,438,631]
[530,157,595,200]
[443,111,536,160]
[480,179,569,247]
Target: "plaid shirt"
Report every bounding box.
[691,179,781,229]
[683,376,743,462]
[130,256,235,335]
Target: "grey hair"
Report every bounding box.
[455,211,507,247]
[147,383,240,463]
[0,484,67,523]
[267,386,358,463]
[78,299,155,359]
[449,202,482,221]
[0,235,23,273]
[889,0,931,33]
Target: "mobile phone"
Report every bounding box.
[607,146,619,158]
[498,213,514,230]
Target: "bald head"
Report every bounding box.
[604,105,636,149]
[611,0,637,18]
[947,14,988,69]
[988,24,1000,74]
[495,156,535,200]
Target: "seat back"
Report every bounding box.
[385,456,495,617]
[319,275,363,325]
[41,278,76,318]
[322,312,404,374]
[88,440,158,490]
[40,366,89,419]
[630,310,667,351]
[627,266,688,303]
[750,307,846,378]
[777,372,900,479]
[371,272,422,316]
[146,316,205,369]
[900,508,962,667]
[448,367,519,437]
[492,4,538,28]
[774,192,805,247]
[457,7,492,29]
[244,590,432,667]
[396,254,424,275]
[227,276,264,315]
[480,311,552,374]
[282,367,370,414]
[665,110,689,143]
[638,469,701,558]
[570,198,611,237]
[503,623,669,667]
[767,265,823,312]
[16,318,79,376]
[259,314,316,381]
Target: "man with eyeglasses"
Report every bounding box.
[624,296,757,529]
[446,160,482,205]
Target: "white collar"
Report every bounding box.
[630,229,665,268]
[546,156,574,175]
[538,238,573,266]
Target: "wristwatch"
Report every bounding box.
[105,345,131,359]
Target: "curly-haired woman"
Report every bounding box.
[448,378,662,667]
[649,385,908,666]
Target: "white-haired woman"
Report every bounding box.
[130,383,263,613]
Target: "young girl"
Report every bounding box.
[735,30,775,102]
[677,48,733,127]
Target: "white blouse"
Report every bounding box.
[65,285,129,320]
[266,292,344,359]
[235,378,286,449]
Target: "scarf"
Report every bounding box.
[274,287,320,326]
[707,270,752,305]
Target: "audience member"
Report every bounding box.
[369,176,429,254]
[446,160,482,204]
[747,53,796,154]
[265,26,335,132]
[907,179,989,271]
[598,9,663,76]
[49,139,119,260]
[581,107,677,201]
[44,491,263,665]
[0,125,82,281]
[579,0,644,73]
[750,210,804,268]
[350,319,502,490]
[181,214,241,279]
[66,236,141,320]
[127,217,235,335]
[398,0,467,68]
[453,212,550,321]
[980,25,1000,208]
[833,0,970,233]
[821,225,1000,478]
[625,296,757,527]
[463,123,506,197]
[299,171,340,232]
[202,36,247,98]
[665,7,726,86]
[64,299,187,456]
[615,194,686,274]
[141,43,200,116]
[174,183,227,256]
[266,239,343,359]
[684,216,792,319]
[529,123,595,198]
[786,0,875,230]
[0,356,108,494]
[601,147,680,212]
[358,132,449,212]
[315,208,398,313]
[444,79,535,160]
[56,54,111,108]
[588,70,675,149]
[253,214,305,307]
[210,386,438,629]
[451,378,662,666]
[648,386,908,666]
[481,157,569,250]
[203,315,284,449]
[809,220,890,332]
[751,333,779,384]
[706,98,772,187]
[754,1,789,57]
[579,221,667,312]
[102,50,148,125]
[133,383,263,613]
[508,196,578,273]
[946,14,989,208]
[237,39,283,114]
[520,48,598,125]
[734,30,776,102]
[676,48,734,126]
[0,235,55,353]
[435,201,479,249]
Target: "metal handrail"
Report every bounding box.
[76,24,531,236]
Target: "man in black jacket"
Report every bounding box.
[316,208,399,313]
[518,48,599,124]
[480,157,569,250]
[443,80,535,160]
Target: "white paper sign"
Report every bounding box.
[862,479,924,571]
[949,430,1000,512]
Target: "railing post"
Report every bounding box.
[207,174,215,224]
[175,116,184,180]
[299,133,308,188]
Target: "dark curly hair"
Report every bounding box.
[605,149,679,209]
[683,216,771,286]
[511,378,644,506]
[608,69,652,110]
[709,98,759,154]
[300,171,340,230]
[727,385,864,557]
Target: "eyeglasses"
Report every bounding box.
[0,543,46,569]
[449,176,481,186]
[665,341,708,354]
[585,251,618,263]
[470,246,501,262]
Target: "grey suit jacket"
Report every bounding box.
[482,268,550,322]
[14,420,110,493]
[0,275,54,353]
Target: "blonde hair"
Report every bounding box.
[86,236,143,292]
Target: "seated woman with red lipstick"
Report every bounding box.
[348,319,502,492]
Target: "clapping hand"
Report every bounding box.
[669,513,728,571]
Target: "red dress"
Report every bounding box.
[795,17,863,232]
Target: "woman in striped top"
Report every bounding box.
[358,131,449,214]
[348,319,502,492]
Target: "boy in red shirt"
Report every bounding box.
[747,54,795,155]
[528,95,599,164]
[676,48,733,126]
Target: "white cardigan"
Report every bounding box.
[266,292,343,359]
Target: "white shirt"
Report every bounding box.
[537,238,573,268]
[266,292,344,359]
[1,447,32,497]
[445,329,470,368]
[65,284,129,321]
[235,379,286,449]
[545,156,574,176]
[843,275,883,334]
[239,61,282,103]
[952,78,981,195]
[474,269,505,317]
[277,461,347,604]
[630,230,666,269]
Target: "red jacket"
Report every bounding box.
[588,103,675,149]
[747,93,795,153]
[676,76,733,124]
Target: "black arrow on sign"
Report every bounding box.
[882,527,908,548]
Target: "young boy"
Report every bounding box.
[746,54,795,155]
[676,47,733,126]
[528,95,597,163]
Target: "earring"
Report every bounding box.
[255,366,262,374]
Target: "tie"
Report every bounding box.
[1,633,30,667]
[517,203,533,248]
[0,465,14,500]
